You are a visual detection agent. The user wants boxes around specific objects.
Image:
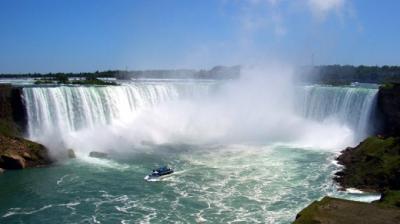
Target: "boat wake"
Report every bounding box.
[78,156,130,171]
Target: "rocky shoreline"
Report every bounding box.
[334,136,400,192]
[294,83,400,223]
[0,84,52,171]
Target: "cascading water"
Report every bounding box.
[22,81,378,152]
[297,85,378,141]
[23,82,214,141]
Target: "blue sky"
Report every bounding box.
[0,0,399,73]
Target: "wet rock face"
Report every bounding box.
[89,151,108,158]
[0,84,51,170]
[10,88,27,133]
[0,84,27,135]
[378,83,400,137]
[0,132,51,170]
[67,149,76,159]
[0,154,26,169]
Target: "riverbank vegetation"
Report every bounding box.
[1,65,241,80]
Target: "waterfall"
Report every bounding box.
[297,85,378,140]
[23,82,214,140]
[22,82,378,150]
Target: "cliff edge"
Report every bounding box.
[334,136,400,191]
[293,196,400,224]
[0,84,51,170]
[378,83,400,137]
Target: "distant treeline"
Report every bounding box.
[33,74,118,86]
[301,65,400,85]
[3,65,400,84]
[0,66,241,80]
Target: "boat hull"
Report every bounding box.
[144,173,173,182]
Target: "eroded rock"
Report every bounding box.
[67,149,76,159]
[378,83,400,137]
[0,84,51,170]
[0,154,25,169]
[0,134,51,170]
[89,151,108,158]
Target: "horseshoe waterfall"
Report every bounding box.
[2,81,380,223]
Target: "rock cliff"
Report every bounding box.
[0,84,51,170]
[378,83,400,137]
[293,196,400,224]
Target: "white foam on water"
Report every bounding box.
[77,155,130,171]
[195,213,207,223]
[56,174,70,185]
[2,202,81,218]
[346,187,365,194]
[344,188,381,202]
